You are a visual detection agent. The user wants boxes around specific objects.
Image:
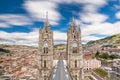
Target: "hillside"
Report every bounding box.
[54,44,66,50]
[0,44,37,55]
[86,34,120,47]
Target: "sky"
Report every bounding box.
[0,0,120,46]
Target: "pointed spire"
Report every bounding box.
[44,11,50,27]
[78,25,81,39]
[72,11,75,23]
[71,12,76,30]
[78,25,81,32]
[39,26,42,31]
[39,26,42,34]
[46,11,48,23]
[44,11,50,32]
[71,11,76,27]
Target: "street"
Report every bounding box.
[52,60,71,80]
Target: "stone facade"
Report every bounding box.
[38,13,53,80]
[67,16,84,80]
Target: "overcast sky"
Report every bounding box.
[0,0,120,46]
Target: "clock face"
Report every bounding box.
[43,41,48,47]
[72,41,77,47]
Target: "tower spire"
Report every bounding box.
[72,11,75,23]
[44,11,50,32]
[45,11,49,27]
[71,11,76,28]
[46,11,48,23]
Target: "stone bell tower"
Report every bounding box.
[67,16,84,80]
[38,12,53,80]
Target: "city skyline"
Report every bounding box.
[0,0,120,46]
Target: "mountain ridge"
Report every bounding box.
[86,33,120,47]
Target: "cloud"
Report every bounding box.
[77,0,108,24]
[53,0,106,13]
[0,22,10,28]
[81,0,107,12]
[53,31,67,44]
[80,12,108,24]
[0,0,119,45]
[83,4,99,13]
[115,11,120,19]
[81,21,120,43]
[0,14,32,28]
[52,0,107,5]
[0,29,38,46]
[24,0,62,25]
[24,0,107,25]
[82,35,103,44]
[54,40,67,45]
[0,29,67,46]
[113,4,120,10]
[53,31,67,41]
[74,0,108,25]
[1,20,120,45]
[79,0,107,5]
[73,0,115,43]
[52,0,81,4]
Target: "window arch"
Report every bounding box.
[74,35,76,38]
[44,75,47,80]
[75,75,77,80]
[75,60,77,67]
[43,41,48,54]
[44,60,47,68]
[72,41,78,53]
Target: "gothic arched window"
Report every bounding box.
[44,60,46,68]
[75,60,77,67]
[74,35,76,38]
[72,41,77,53]
[75,75,77,80]
[44,75,47,80]
[43,41,48,54]
[73,30,74,33]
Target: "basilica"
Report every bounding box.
[38,13,84,80]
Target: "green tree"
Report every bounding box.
[102,53,109,59]
[95,51,100,58]
[110,54,117,59]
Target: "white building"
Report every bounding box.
[84,59,101,70]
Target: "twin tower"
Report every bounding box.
[38,13,84,80]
